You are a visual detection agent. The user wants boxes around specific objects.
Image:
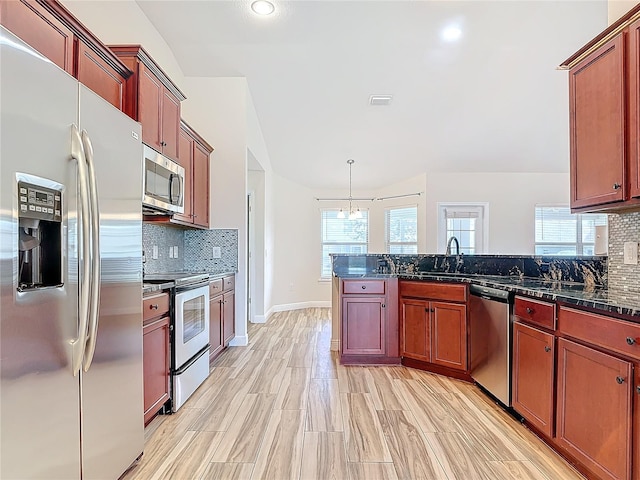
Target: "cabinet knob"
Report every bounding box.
[526,307,533,314]
[613,183,621,190]
[544,346,551,352]
[361,285,366,289]
[637,386,640,395]
[616,376,626,384]
[627,337,636,345]
[150,304,159,310]
[160,141,167,147]
[381,304,386,308]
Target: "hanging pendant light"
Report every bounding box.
[343,159,361,220]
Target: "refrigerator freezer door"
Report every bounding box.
[0,27,82,479]
[78,85,144,480]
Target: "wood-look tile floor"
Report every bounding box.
[123,308,585,480]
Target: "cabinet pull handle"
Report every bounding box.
[637,386,640,395]
[544,346,551,352]
[150,304,159,310]
[613,183,621,190]
[616,376,625,384]
[381,304,386,308]
[425,308,429,312]
[526,307,533,314]
[627,337,636,345]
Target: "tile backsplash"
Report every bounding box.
[142,223,238,275]
[608,212,640,296]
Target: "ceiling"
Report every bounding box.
[136,0,607,190]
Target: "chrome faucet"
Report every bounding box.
[446,236,460,256]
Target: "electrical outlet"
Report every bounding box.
[152,245,158,260]
[624,242,638,265]
[174,246,179,258]
[212,246,221,259]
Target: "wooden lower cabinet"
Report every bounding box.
[512,322,555,438]
[399,282,468,373]
[342,296,386,355]
[209,275,235,362]
[400,299,430,362]
[142,316,170,425]
[556,337,632,480]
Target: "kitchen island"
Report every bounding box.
[332,253,640,480]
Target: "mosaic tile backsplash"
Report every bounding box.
[608,212,640,297]
[142,224,238,275]
[184,229,238,273]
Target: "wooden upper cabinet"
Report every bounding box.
[109,45,187,162]
[174,128,194,224]
[628,18,640,199]
[76,40,126,110]
[1,0,131,110]
[569,34,626,210]
[192,141,210,227]
[1,0,74,73]
[556,338,632,480]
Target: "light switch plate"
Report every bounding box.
[174,246,179,258]
[168,246,174,259]
[212,246,222,259]
[152,245,158,260]
[623,241,638,265]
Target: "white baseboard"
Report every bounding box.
[228,335,248,347]
[252,314,267,324]
[330,339,340,352]
[270,301,331,313]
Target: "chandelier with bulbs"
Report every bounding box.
[337,159,363,220]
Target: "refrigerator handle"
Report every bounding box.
[70,125,91,376]
[81,130,101,372]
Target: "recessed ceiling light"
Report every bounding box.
[442,26,462,42]
[251,0,275,15]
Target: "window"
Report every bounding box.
[534,206,607,255]
[321,209,368,277]
[385,206,418,253]
[438,203,487,254]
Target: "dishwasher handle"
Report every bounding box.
[469,284,511,303]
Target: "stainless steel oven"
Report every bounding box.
[144,272,210,412]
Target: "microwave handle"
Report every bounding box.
[169,173,183,208]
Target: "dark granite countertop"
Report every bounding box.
[335,272,640,319]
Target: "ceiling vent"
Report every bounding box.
[369,95,393,106]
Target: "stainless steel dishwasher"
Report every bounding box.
[469,284,513,407]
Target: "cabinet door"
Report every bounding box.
[400,299,430,362]
[569,34,626,209]
[161,89,180,161]
[431,302,467,371]
[342,296,386,355]
[76,41,126,111]
[143,316,170,425]
[209,295,223,360]
[138,63,163,152]
[556,338,632,480]
[629,19,640,198]
[512,322,555,438]
[192,142,210,228]
[174,128,193,223]
[223,291,235,345]
[0,0,74,74]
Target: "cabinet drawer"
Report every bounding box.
[210,279,223,295]
[558,306,640,360]
[399,281,467,303]
[143,292,169,323]
[514,296,556,331]
[223,275,235,291]
[343,280,385,295]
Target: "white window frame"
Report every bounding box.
[320,208,369,279]
[437,202,489,254]
[534,205,608,256]
[385,204,418,254]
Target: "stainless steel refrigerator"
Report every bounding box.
[0,26,144,479]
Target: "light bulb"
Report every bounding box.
[337,209,345,219]
[251,0,275,15]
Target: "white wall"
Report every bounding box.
[608,0,638,24]
[426,172,570,255]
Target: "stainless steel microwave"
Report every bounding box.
[142,145,185,215]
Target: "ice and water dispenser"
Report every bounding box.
[17,179,63,291]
